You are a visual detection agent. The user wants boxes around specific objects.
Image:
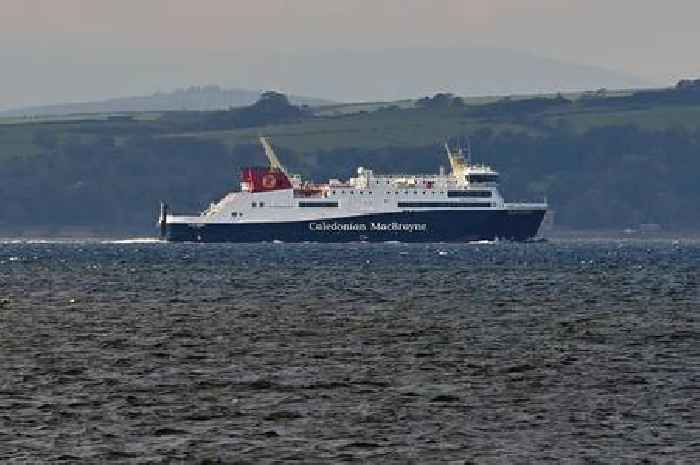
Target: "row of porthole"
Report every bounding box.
[371,180,437,184]
[330,191,445,195]
[330,191,374,195]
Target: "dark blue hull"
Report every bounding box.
[163,209,546,243]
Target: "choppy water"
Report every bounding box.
[1,239,699,463]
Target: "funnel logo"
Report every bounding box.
[262,174,277,189]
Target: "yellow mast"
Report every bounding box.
[259,136,287,174]
[444,142,466,174]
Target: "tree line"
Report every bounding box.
[1,122,699,234]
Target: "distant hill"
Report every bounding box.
[0,47,652,115]
[236,47,653,102]
[0,86,333,117]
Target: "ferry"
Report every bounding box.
[159,137,547,242]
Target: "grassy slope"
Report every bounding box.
[165,103,700,153]
[2,90,700,159]
[550,105,700,131]
[165,110,528,152]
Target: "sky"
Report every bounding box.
[2,0,700,108]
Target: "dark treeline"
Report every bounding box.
[413,80,700,118]
[1,124,700,233]
[583,79,700,108]
[199,91,311,131]
[472,125,700,229]
[469,95,572,117]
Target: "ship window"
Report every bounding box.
[299,201,338,207]
[231,212,237,217]
[467,174,499,183]
[369,191,372,194]
[251,202,257,207]
[414,191,418,195]
[448,190,492,198]
[350,191,354,194]
[386,181,390,184]
[259,202,265,207]
[332,190,336,195]
[398,201,492,208]
[422,191,426,195]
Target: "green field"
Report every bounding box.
[163,103,700,154]
[2,88,700,160]
[163,110,528,152]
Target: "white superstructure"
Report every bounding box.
[167,139,549,227]
[160,137,549,242]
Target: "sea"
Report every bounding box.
[1,238,698,464]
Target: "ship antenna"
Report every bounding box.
[466,137,473,165]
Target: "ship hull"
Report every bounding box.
[163,208,546,243]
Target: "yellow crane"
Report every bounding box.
[259,136,287,174]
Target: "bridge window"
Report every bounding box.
[467,174,499,183]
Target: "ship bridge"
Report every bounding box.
[348,143,500,190]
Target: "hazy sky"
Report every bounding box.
[3,0,700,108]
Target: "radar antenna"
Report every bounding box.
[259,136,287,174]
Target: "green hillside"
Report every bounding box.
[2,85,700,234]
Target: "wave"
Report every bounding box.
[100,238,164,244]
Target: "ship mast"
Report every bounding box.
[444,142,466,173]
[466,137,473,165]
[259,136,287,174]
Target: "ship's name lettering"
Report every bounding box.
[309,222,427,232]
